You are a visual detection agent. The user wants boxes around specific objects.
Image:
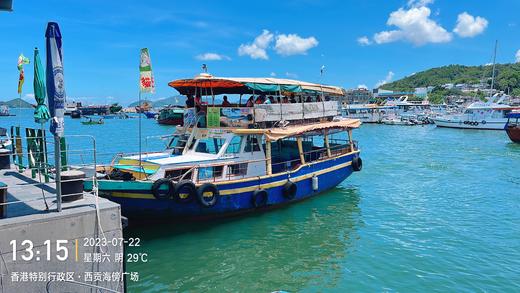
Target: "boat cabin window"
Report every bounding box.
[244,135,261,152]
[165,168,192,180]
[225,136,243,154]
[194,137,226,154]
[198,166,224,181]
[228,163,248,176]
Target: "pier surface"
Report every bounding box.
[0,168,124,292]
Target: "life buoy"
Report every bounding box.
[196,183,219,207]
[473,121,479,126]
[252,189,268,208]
[481,120,487,125]
[463,121,469,124]
[151,178,174,200]
[173,180,196,203]
[282,180,297,199]
[352,156,363,172]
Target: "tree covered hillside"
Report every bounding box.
[381,63,520,102]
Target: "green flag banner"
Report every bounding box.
[139,48,155,93]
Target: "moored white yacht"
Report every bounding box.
[433,94,519,130]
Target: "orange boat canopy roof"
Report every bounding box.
[168,73,346,96]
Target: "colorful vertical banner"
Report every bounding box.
[17,54,30,94]
[45,22,65,137]
[206,107,221,128]
[139,48,155,93]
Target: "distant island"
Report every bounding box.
[0,98,34,108]
[381,63,520,103]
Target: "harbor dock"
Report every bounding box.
[0,167,125,292]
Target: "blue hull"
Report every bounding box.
[97,152,358,220]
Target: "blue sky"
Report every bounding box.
[0,0,519,105]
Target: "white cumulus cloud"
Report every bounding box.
[516,50,520,63]
[375,71,395,88]
[357,36,371,46]
[357,84,368,89]
[238,30,274,60]
[270,72,276,77]
[274,34,318,56]
[195,53,231,61]
[373,6,452,46]
[453,12,488,38]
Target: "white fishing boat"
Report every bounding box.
[434,41,520,130]
[433,94,519,130]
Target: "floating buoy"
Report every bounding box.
[312,175,319,191]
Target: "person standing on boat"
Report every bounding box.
[221,95,231,107]
[246,96,254,107]
[186,95,195,108]
[264,96,275,104]
[194,95,202,113]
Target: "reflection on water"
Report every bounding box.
[126,187,362,292]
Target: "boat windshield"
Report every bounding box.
[193,137,226,154]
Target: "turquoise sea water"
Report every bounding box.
[2,109,520,292]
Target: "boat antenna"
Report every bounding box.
[320,65,326,117]
[490,40,498,97]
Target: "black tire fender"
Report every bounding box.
[352,156,363,172]
[151,178,174,200]
[196,183,219,207]
[481,120,486,125]
[252,189,268,208]
[173,180,196,203]
[282,180,297,199]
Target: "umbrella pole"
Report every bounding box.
[54,134,62,212]
[39,123,49,210]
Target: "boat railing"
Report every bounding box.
[183,100,340,128]
[190,141,358,183]
[0,130,101,216]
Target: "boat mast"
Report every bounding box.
[490,40,498,96]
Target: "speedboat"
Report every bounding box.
[433,94,519,130]
[85,74,362,220]
[505,111,520,143]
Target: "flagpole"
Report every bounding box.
[138,91,142,171]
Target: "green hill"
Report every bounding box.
[381,63,520,103]
[0,98,34,108]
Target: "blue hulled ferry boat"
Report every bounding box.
[86,74,362,220]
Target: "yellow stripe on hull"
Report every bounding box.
[108,157,353,199]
